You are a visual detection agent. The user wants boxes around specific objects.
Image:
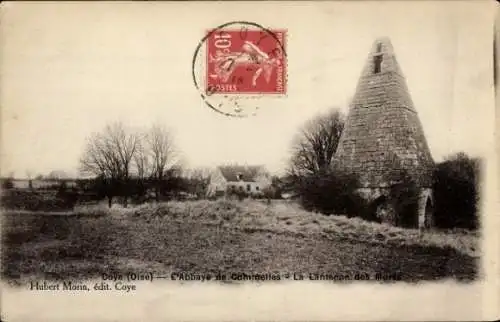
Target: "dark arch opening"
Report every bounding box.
[373,195,387,207]
[367,196,388,223]
[424,196,433,229]
[373,55,383,74]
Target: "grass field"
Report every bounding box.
[1,199,479,284]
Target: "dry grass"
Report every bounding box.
[104,199,478,258]
[2,199,479,284]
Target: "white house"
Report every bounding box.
[206,165,272,198]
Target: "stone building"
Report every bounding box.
[206,165,271,198]
[334,37,435,229]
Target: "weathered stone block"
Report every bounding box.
[334,37,435,228]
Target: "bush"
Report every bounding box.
[296,170,366,217]
[1,190,77,212]
[225,186,249,201]
[2,178,14,190]
[433,152,481,229]
[260,186,277,200]
[56,182,80,209]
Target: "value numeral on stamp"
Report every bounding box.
[214,32,232,49]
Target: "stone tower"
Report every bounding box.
[334,37,435,228]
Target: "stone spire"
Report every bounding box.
[334,37,434,188]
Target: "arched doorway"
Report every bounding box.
[424,196,433,228]
[372,196,395,224]
[418,195,433,229]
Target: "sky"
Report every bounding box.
[0,1,496,178]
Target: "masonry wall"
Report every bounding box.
[334,38,435,228]
[356,187,434,228]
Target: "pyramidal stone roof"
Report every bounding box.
[334,37,434,188]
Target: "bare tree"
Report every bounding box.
[133,137,151,180]
[184,167,212,198]
[143,124,179,201]
[288,108,345,177]
[80,122,140,207]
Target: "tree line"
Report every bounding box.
[3,108,479,229]
[77,122,213,207]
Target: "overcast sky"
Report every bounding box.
[0,1,495,178]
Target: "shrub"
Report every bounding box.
[433,153,481,229]
[1,178,14,190]
[56,182,79,210]
[1,189,77,212]
[56,181,68,194]
[265,176,285,199]
[225,186,249,201]
[296,170,366,217]
[261,186,277,200]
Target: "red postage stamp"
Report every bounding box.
[206,28,286,95]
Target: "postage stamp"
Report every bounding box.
[205,28,286,95]
[192,21,287,117]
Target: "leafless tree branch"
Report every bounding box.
[288,108,345,177]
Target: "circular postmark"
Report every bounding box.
[192,21,287,118]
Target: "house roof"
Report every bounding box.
[217,165,265,182]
